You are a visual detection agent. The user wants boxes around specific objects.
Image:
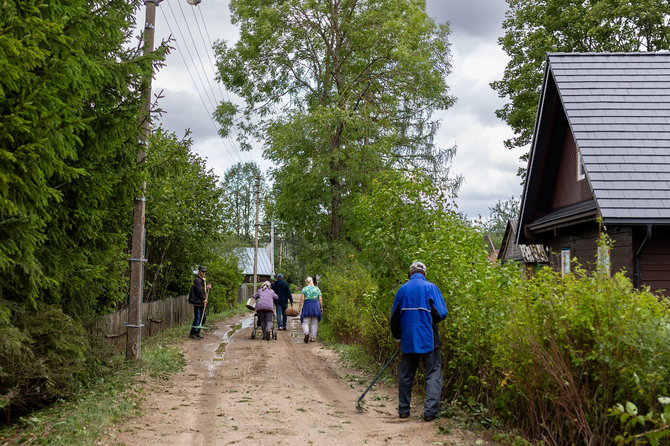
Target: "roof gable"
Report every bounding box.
[518,52,670,243]
[235,247,274,276]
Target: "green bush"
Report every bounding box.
[346,172,670,444]
[494,265,670,444]
[1,303,104,421]
[319,259,376,347]
[202,254,244,314]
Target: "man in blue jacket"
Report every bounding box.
[391,261,448,421]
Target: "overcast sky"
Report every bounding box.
[143,0,525,220]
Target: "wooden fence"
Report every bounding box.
[90,296,191,351]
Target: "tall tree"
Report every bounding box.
[492,0,670,178]
[484,196,519,248]
[214,0,456,245]
[0,0,166,418]
[144,128,226,301]
[0,0,164,317]
[220,162,268,243]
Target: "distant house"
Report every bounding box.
[235,246,274,284]
[498,219,548,274]
[483,234,499,264]
[517,52,670,293]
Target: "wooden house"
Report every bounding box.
[235,246,274,284]
[517,52,670,293]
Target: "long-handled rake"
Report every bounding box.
[191,300,210,330]
[192,286,211,331]
[355,347,400,411]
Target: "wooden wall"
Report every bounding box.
[90,296,192,351]
[549,128,592,210]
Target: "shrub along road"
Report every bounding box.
[104,313,492,445]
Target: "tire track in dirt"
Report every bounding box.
[105,313,494,446]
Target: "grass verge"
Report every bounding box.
[0,304,245,445]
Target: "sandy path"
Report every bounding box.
[104,313,492,445]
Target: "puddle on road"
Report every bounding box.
[211,315,254,362]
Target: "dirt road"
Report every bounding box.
[105,313,491,445]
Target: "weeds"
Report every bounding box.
[0,309,244,445]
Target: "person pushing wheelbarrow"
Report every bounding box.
[188,265,211,340]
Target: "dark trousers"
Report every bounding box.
[257,311,273,339]
[276,302,288,329]
[398,347,442,417]
[190,305,206,335]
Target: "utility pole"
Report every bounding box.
[126,0,201,361]
[126,0,159,362]
[270,220,274,274]
[252,175,261,293]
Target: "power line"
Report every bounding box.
[194,5,228,101]
[165,0,218,111]
[159,6,245,165]
[171,2,254,164]
[177,0,223,106]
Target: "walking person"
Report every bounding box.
[253,281,278,341]
[188,265,211,340]
[299,276,322,343]
[271,273,293,330]
[391,261,448,421]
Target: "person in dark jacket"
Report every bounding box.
[188,265,210,340]
[271,273,293,330]
[390,261,448,421]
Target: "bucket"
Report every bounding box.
[246,297,257,311]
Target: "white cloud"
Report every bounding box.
[139,0,523,219]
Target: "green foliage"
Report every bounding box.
[483,196,519,248]
[144,128,227,301]
[0,304,98,417]
[493,266,670,444]
[610,397,670,445]
[216,0,457,244]
[492,0,670,177]
[0,322,188,445]
[0,0,183,421]
[336,175,670,444]
[203,254,244,314]
[0,0,162,315]
[319,258,376,347]
[220,162,270,244]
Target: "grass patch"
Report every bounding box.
[0,306,245,445]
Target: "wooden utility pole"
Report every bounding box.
[126,0,160,361]
[252,175,261,293]
[270,220,274,274]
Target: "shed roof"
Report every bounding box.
[499,220,548,264]
[235,247,274,276]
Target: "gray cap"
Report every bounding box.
[277,273,283,278]
[409,261,426,275]
[198,265,207,272]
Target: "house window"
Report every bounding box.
[597,244,610,277]
[577,150,586,181]
[561,247,571,276]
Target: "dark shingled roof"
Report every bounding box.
[550,52,670,223]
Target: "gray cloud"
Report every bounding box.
[426,0,508,41]
[154,88,219,139]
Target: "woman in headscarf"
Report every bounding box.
[299,276,322,343]
[253,281,278,341]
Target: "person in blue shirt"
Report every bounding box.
[391,261,448,421]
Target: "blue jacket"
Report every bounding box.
[391,273,448,354]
